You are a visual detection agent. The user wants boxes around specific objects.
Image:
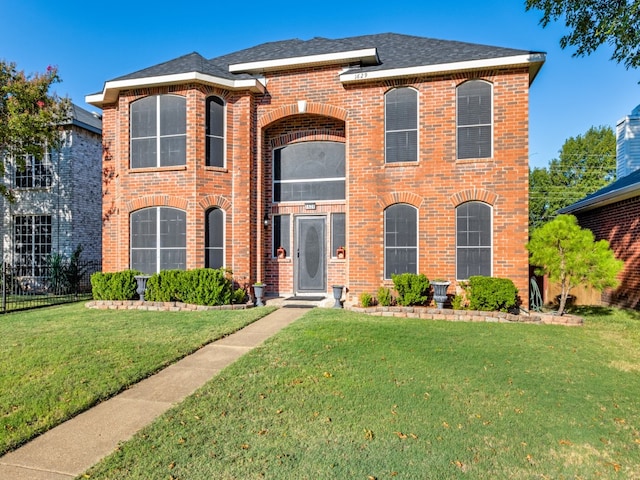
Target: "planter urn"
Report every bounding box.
[253,284,265,307]
[134,275,151,302]
[332,285,344,308]
[431,281,450,309]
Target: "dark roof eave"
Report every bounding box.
[559,183,640,214]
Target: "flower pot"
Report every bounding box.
[431,281,450,309]
[253,284,265,307]
[277,246,286,259]
[332,285,344,309]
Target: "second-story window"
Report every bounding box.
[457,80,492,159]
[385,87,418,163]
[130,95,186,168]
[15,153,53,188]
[206,96,225,167]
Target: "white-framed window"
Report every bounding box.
[457,80,492,159]
[205,207,224,268]
[130,95,186,168]
[384,204,418,278]
[331,213,345,258]
[456,201,492,279]
[130,207,186,274]
[273,142,345,202]
[14,152,53,189]
[206,96,225,167]
[14,215,52,277]
[385,87,418,163]
[272,214,291,258]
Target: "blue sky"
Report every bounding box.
[2,0,639,169]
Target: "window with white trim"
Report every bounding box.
[130,207,186,274]
[130,95,186,168]
[457,80,492,159]
[456,201,492,279]
[273,142,345,202]
[384,204,417,278]
[206,96,225,167]
[15,153,53,188]
[385,87,418,163]
[14,215,52,277]
[272,214,290,258]
[205,207,224,268]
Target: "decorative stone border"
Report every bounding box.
[86,300,251,312]
[347,306,584,326]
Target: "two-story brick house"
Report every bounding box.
[87,33,544,305]
[0,103,102,278]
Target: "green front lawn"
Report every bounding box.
[0,302,274,455]
[84,307,640,479]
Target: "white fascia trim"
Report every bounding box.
[340,53,546,83]
[229,48,379,73]
[86,72,264,106]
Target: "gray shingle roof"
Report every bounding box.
[559,169,640,214]
[108,33,542,82]
[66,103,102,134]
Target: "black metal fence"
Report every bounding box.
[1,261,101,313]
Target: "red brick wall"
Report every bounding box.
[576,197,640,309]
[100,63,531,306]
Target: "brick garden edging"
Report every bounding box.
[347,306,584,326]
[86,300,251,312]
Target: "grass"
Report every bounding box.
[83,306,640,479]
[0,302,275,455]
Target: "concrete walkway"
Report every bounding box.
[0,305,311,479]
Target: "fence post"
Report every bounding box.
[2,262,6,313]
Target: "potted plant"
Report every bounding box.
[277,246,286,259]
[252,282,266,306]
[431,279,450,309]
[336,246,345,259]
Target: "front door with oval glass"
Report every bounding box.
[296,217,326,293]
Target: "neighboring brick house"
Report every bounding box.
[0,103,103,276]
[86,33,544,305]
[560,105,640,309]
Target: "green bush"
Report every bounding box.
[144,268,235,306]
[377,286,393,306]
[91,270,141,300]
[146,270,183,302]
[392,273,430,306]
[466,276,518,313]
[359,292,373,308]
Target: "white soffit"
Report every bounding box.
[86,72,265,107]
[229,48,380,73]
[340,53,546,84]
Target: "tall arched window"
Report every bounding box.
[205,207,224,268]
[130,95,186,168]
[457,80,492,159]
[130,207,186,274]
[384,204,418,278]
[456,201,492,279]
[385,87,418,163]
[206,96,225,167]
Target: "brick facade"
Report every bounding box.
[0,118,102,264]
[92,35,539,306]
[576,197,640,309]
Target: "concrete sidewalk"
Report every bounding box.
[0,305,310,480]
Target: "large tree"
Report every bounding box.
[527,214,623,315]
[0,61,70,197]
[529,125,615,230]
[526,0,640,69]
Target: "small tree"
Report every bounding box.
[527,215,623,315]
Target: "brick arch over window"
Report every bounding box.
[258,103,348,128]
[198,194,231,212]
[126,194,189,213]
[377,191,425,209]
[449,189,498,207]
[270,130,345,149]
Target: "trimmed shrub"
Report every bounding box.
[91,270,141,300]
[360,292,373,308]
[392,273,430,306]
[466,276,518,313]
[145,270,183,302]
[180,268,233,306]
[377,286,393,306]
